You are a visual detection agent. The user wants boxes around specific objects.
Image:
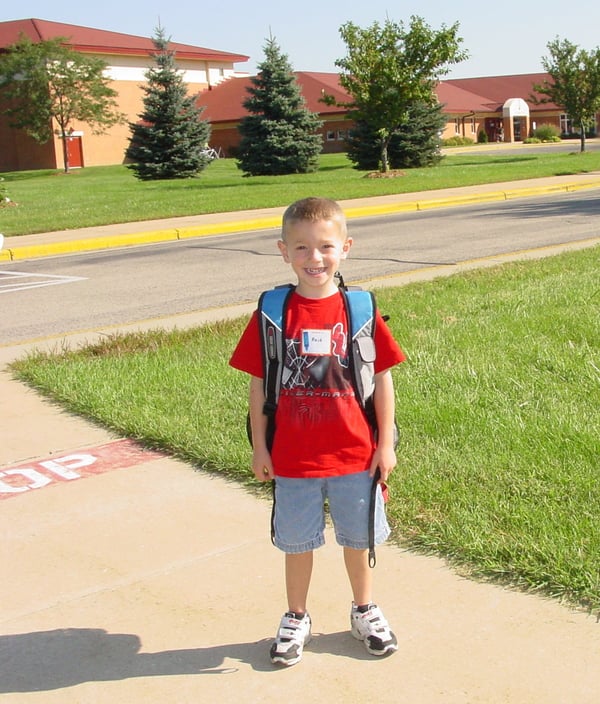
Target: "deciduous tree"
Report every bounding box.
[533,38,600,152]
[336,16,467,172]
[0,36,125,172]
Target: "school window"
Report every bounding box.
[469,117,476,134]
[337,130,347,141]
[454,118,460,134]
[326,130,336,141]
[560,114,572,134]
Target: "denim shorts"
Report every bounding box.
[272,470,391,553]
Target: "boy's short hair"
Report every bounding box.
[282,197,347,240]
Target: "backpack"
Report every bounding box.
[248,272,396,567]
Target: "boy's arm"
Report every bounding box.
[249,375,274,481]
[370,369,397,481]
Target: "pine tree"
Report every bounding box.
[126,26,211,180]
[237,37,322,176]
[346,101,445,171]
[388,101,445,168]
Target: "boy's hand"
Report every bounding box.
[252,447,274,482]
[370,444,397,482]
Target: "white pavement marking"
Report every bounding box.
[0,270,86,294]
[0,439,166,499]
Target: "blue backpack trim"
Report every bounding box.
[255,284,295,450]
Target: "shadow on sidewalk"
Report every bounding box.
[0,627,373,691]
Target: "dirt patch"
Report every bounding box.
[365,169,406,179]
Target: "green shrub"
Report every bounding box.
[533,123,561,142]
[442,136,475,147]
[477,129,488,143]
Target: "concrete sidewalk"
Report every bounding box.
[2,176,600,703]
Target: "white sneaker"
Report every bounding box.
[270,612,312,666]
[350,603,398,656]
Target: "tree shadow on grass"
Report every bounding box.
[445,156,538,166]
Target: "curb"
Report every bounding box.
[2,179,600,262]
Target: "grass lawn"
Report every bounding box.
[11,246,600,609]
[2,148,600,236]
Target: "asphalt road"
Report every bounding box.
[448,139,600,156]
[1,188,599,345]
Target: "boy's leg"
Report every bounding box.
[328,474,397,657]
[286,550,313,613]
[343,547,372,606]
[345,547,397,656]
[270,551,314,666]
[270,474,323,667]
[272,476,324,613]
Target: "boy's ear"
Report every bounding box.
[277,239,290,262]
[341,236,353,259]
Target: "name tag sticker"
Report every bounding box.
[301,329,332,356]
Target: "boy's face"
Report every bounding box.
[278,217,352,299]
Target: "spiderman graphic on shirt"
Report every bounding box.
[282,321,351,393]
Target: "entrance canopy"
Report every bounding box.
[502,98,530,118]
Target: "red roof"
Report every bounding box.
[435,82,496,114]
[198,76,253,122]
[444,73,559,110]
[294,71,352,114]
[0,18,249,63]
[198,70,559,123]
[198,72,353,123]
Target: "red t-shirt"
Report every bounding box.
[229,290,405,478]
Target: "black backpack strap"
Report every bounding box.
[337,276,383,568]
[338,273,397,569]
[368,468,381,567]
[270,478,277,545]
[254,285,295,547]
[257,284,295,451]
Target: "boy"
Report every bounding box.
[229,197,405,666]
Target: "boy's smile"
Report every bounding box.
[278,219,352,299]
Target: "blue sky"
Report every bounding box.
[7,1,600,79]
